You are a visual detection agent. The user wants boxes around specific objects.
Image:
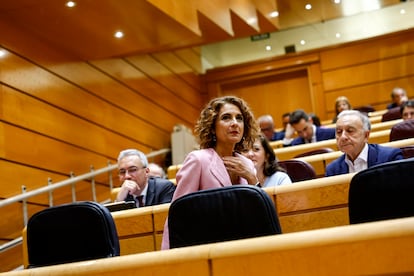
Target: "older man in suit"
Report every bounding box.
[326,110,403,176]
[115,149,175,207]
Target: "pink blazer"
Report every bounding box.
[161,148,254,249]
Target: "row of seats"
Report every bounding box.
[15,157,414,274]
[9,217,414,276]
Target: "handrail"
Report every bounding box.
[0,148,170,209]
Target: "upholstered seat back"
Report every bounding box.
[348,158,414,224]
[27,201,120,268]
[278,159,317,182]
[168,185,281,249]
[389,120,414,141]
[381,107,401,122]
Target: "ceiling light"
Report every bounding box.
[300,40,306,45]
[335,32,341,38]
[400,9,406,14]
[305,4,312,10]
[270,11,279,18]
[265,45,272,51]
[114,31,124,38]
[333,0,341,4]
[0,49,6,58]
[66,1,76,8]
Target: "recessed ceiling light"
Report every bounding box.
[265,45,272,51]
[400,9,406,14]
[66,1,76,8]
[0,49,6,58]
[305,4,312,10]
[333,0,341,4]
[114,31,124,38]
[270,11,279,18]
[300,40,306,45]
[335,32,341,38]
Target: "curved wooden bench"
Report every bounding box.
[13,217,414,276]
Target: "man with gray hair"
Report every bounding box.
[326,110,403,176]
[115,149,175,207]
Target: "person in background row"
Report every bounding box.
[242,134,292,187]
[148,162,166,178]
[387,87,408,109]
[161,96,260,250]
[257,114,285,141]
[115,149,175,207]
[333,96,352,123]
[326,110,403,176]
[309,113,321,127]
[281,112,290,132]
[283,109,335,146]
[400,100,414,121]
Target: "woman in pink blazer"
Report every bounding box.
[161,96,260,249]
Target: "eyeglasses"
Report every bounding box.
[118,166,145,176]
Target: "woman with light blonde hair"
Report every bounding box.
[333,96,352,123]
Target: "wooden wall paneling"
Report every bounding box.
[0,53,167,151]
[151,51,202,88]
[44,61,174,148]
[219,69,313,128]
[0,123,111,180]
[307,62,327,120]
[124,54,203,110]
[322,53,414,92]
[88,57,200,129]
[320,28,414,71]
[324,75,414,118]
[174,47,203,76]
[1,86,146,160]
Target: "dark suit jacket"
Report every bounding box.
[271,131,285,141]
[325,144,403,176]
[291,127,336,146]
[125,177,176,206]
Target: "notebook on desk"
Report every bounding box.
[103,201,136,212]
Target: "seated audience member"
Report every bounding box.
[115,149,176,207]
[148,162,166,178]
[284,109,335,146]
[257,114,285,141]
[332,96,352,123]
[387,87,408,109]
[281,112,290,132]
[242,135,292,187]
[400,100,414,121]
[326,110,403,176]
[309,113,321,127]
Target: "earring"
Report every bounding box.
[213,134,216,142]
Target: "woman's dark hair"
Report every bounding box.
[194,96,259,152]
[258,135,286,176]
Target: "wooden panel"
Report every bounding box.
[119,236,155,255]
[0,54,167,150]
[1,86,141,158]
[322,53,414,91]
[320,28,414,71]
[0,243,23,273]
[220,70,312,129]
[10,217,414,276]
[279,208,349,233]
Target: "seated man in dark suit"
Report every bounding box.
[284,109,335,146]
[257,114,285,141]
[386,87,408,109]
[115,149,175,207]
[326,110,403,176]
